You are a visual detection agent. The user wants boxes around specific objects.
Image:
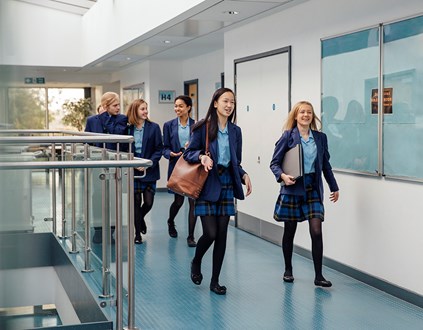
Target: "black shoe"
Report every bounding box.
[187,236,197,247]
[134,235,143,244]
[314,279,332,287]
[283,275,294,283]
[190,261,202,285]
[168,222,178,238]
[141,220,147,235]
[210,283,227,295]
[283,271,294,283]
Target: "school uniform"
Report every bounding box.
[184,121,247,216]
[270,127,339,222]
[85,112,128,150]
[162,117,195,179]
[124,121,163,191]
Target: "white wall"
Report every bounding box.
[224,0,423,295]
[81,0,207,64]
[0,0,208,67]
[0,0,82,66]
[182,49,224,119]
[115,51,224,188]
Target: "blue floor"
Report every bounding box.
[30,172,423,329]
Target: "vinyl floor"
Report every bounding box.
[29,172,423,330]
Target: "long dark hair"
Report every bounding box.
[192,87,237,140]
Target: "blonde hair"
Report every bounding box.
[283,101,321,131]
[126,99,150,125]
[100,92,119,109]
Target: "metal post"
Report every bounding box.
[82,144,94,273]
[99,148,112,299]
[59,143,69,239]
[125,151,138,330]
[46,143,57,235]
[115,167,124,330]
[69,143,79,254]
[377,24,384,177]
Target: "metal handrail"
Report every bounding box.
[0,150,146,330]
[0,135,134,144]
[0,159,152,170]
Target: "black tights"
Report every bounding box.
[134,190,155,236]
[282,218,325,280]
[192,215,229,285]
[168,194,196,237]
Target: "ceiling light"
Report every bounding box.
[163,40,171,44]
[224,10,239,15]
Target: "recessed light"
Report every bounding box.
[163,40,171,44]
[126,57,131,61]
[224,10,239,15]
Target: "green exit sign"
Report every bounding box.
[24,77,45,84]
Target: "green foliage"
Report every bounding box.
[8,88,46,129]
[62,98,93,131]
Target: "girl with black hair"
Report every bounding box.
[184,88,252,295]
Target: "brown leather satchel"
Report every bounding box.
[167,123,209,199]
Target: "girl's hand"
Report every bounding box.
[135,167,145,172]
[281,173,296,186]
[243,174,252,196]
[329,191,339,203]
[200,154,213,172]
[170,151,183,157]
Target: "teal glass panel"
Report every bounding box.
[382,15,423,179]
[321,27,379,173]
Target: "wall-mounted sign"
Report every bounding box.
[371,87,393,114]
[24,77,45,84]
[158,90,175,103]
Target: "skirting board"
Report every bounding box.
[236,211,423,309]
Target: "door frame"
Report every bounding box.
[184,79,199,121]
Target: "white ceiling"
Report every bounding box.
[84,0,306,73]
[5,0,307,80]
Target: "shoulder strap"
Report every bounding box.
[205,122,210,155]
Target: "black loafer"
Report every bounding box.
[187,237,197,247]
[168,222,178,238]
[141,220,147,234]
[210,283,227,295]
[134,236,143,244]
[191,261,202,285]
[314,279,332,287]
[283,275,294,283]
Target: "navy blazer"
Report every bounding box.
[123,121,163,182]
[184,122,247,202]
[85,112,128,150]
[270,127,339,202]
[162,117,195,179]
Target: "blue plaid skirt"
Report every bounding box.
[273,174,324,222]
[134,180,156,194]
[195,166,235,216]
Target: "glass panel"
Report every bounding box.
[123,84,145,111]
[48,88,85,131]
[321,28,379,173]
[8,88,47,129]
[382,15,423,179]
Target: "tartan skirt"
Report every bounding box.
[134,180,156,194]
[273,174,324,222]
[195,166,236,217]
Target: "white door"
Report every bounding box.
[236,51,290,223]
